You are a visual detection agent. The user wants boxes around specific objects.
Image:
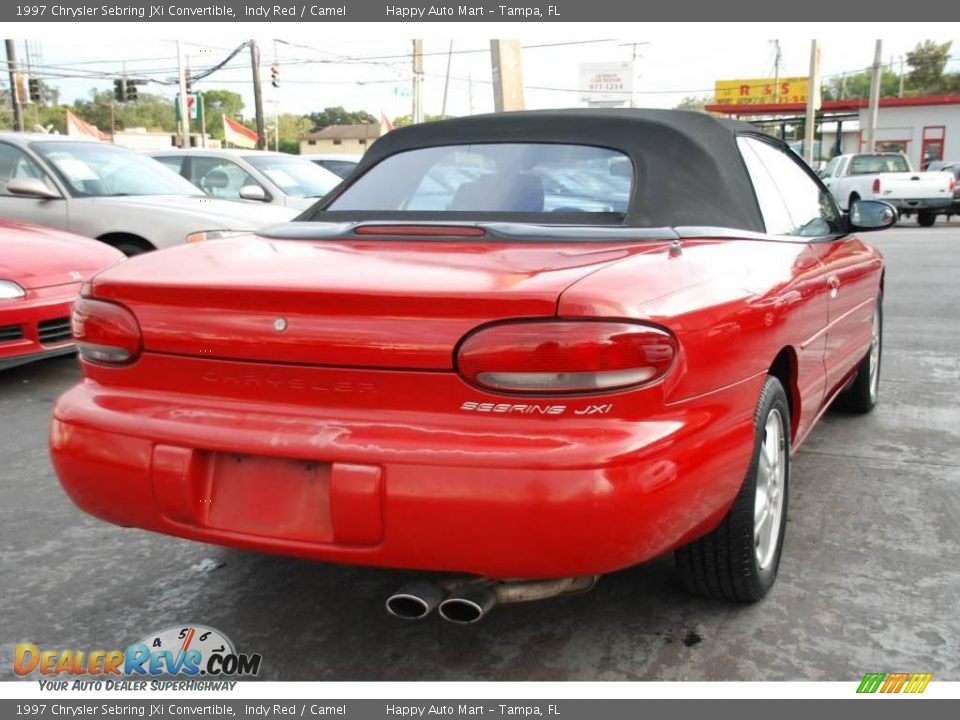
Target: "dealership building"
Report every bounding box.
[706,94,960,169]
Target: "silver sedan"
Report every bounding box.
[150,148,343,211]
[0,133,297,255]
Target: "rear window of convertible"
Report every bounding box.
[326,144,632,215]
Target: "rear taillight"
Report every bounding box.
[456,320,677,394]
[872,177,881,193]
[71,297,142,365]
[950,176,957,192]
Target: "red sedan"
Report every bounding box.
[1,220,123,371]
[49,111,892,623]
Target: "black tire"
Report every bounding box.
[114,240,152,257]
[675,376,790,603]
[837,296,882,414]
[917,211,937,227]
[99,234,154,257]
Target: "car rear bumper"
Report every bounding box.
[886,198,953,212]
[0,283,78,371]
[50,371,764,578]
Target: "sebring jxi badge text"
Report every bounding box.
[459,401,614,416]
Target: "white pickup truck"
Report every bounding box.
[820,152,955,227]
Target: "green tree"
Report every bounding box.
[271,113,313,154]
[200,89,245,140]
[392,113,453,127]
[823,41,960,100]
[309,106,376,129]
[906,40,952,93]
[70,89,176,134]
[822,69,901,101]
[674,95,710,112]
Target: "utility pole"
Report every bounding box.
[490,40,525,113]
[272,40,279,152]
[620,42,648,108]
[175,40,190,147]
[250,39,266,150]
[412,39,424,124]
[803,40,822,165]
[4,39,24,132]
[898,56,905,97]
[441,40,453,117]
[467,72,474,115]
[865,40,882,154]
[772,39,782,103]
[199,93,207,148]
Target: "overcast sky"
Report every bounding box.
[17,31,960,122]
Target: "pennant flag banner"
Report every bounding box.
[65,109,109,141]
[223,115,258,149]
[380,111,395,133]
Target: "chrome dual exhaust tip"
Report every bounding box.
[437,586,498,624]
[385,581,447,620]
[387,576,598,624]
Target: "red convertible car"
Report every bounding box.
[50,110,891,623]
[1,220,123,371]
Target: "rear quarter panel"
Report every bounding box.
[558,236,835,440]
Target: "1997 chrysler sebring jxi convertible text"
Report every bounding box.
[49,110,892,624]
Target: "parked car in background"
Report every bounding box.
[819,152,954,227]
[0,134,297,255]
[51,110,892,622]
[151,148,342,210]
[926,160,960,219]
[307,154,362,179]
[1,219,122,370]
[360,151,627,213]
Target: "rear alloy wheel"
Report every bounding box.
[917,211,937,227]
[675,375,790,602]
[838,297,882,413]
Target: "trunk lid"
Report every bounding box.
[91,232,669,369]
[876,171,953,200]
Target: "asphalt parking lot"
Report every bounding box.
[2,223,959,682]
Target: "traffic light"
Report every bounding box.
[125,81,138,102]
[184,67,192,93]
[114,78,126,102]
[28,78,42,103]
[270,64,279,89]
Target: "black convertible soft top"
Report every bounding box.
[307,109,769,234]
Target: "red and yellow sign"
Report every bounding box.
[714,77,809,106]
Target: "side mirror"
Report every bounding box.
[6,177,61,200]
[239,185,267,202]
[849,200,898,231]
